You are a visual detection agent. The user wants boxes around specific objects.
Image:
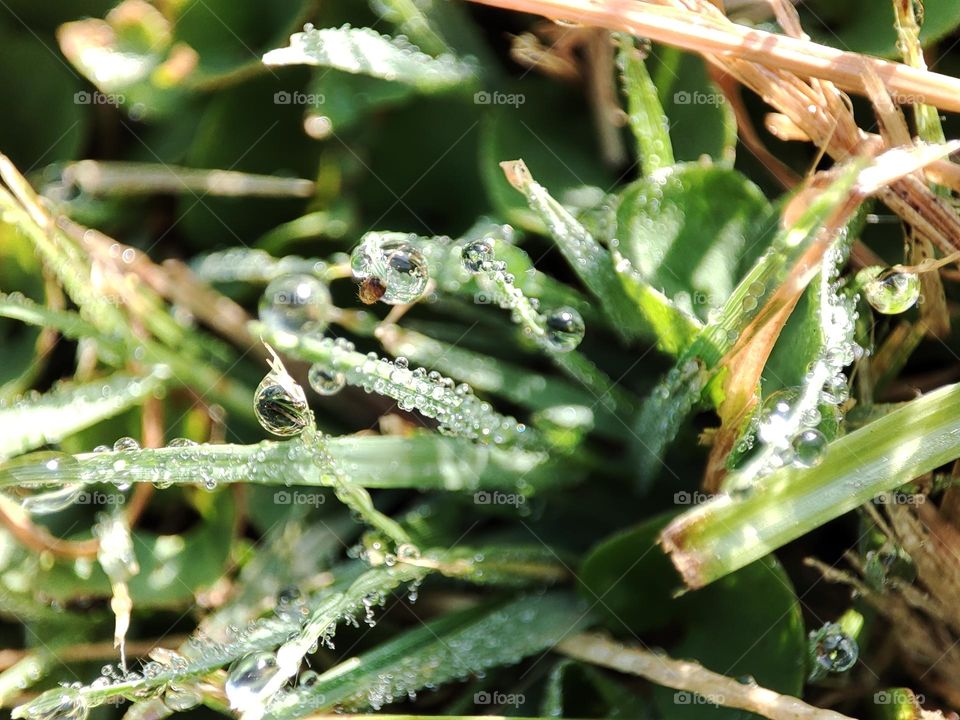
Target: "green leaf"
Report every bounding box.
[650,46,736,163]
[266,591,591,717]
[542,658,651,719]
[0,371,165,460]
[616,163,773,322]
[262,25,476,90]
[579,514,805,718]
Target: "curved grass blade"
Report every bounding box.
[660,378,960,589]
[265,591,591,718]
[0,370,166,460]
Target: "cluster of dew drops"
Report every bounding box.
[744,263,921,475]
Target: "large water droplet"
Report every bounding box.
[809,622,858,679]
[162,684,201,711]
[461,238,494,273]
[351,234,429,305]
[113,437,140,452]
[22,483,84,515]
[791,429,827,467]
[543,307,585,352]
[18,691,88,720]
[225,652,279,710]
[308,364,346,396]
[259,274,330,334]
[820,374,849,406]
[862,268,920,315]
[255,351,310,437]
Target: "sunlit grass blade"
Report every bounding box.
[0,371,166,460]
[0,434,562,493]
[616,33,674,175]
[660,378,960,589]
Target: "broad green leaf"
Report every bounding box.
[0,371,165,460]
[579,514,805,719]
[649,46,736,163]
[262,25,476,90]
[616,163,773,322]
[266,591,591,717]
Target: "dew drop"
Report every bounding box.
[809,622,858,679]
[113,437,140,452]
[862,268,920,315]
[255,351,311,437]
[351,234,429,305]
[820,374,849,406]
[461,238,494,273]
[259,274,330,335]
[307,364,346,396]
[543,307,585,352]
[791,429,827,468]
[18,691,88,720]
[162,684,201,711]
[225,652,279,710]
[21,483,84,516]
[167,438,197,448]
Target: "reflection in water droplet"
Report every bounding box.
[351,234,429,305]
[308,364,346,396]
[255,350,311,437]
[461,238,494,273]
[543,307,585,352]
[259,274,330,334]
[225,652,279,710]
[809,622,858,680]
[862,268,920,315]
[791,429,827,468]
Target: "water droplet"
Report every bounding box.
[18,691,88,720]
[255,349,310,437]
[308,365,346,396]
[820,374,849,406]
[809,622,858,679]
[298,670,319,687]
[162,684,201,711]
[791,429,827,467]
[863,268,920,315]
[275,585,305,621]
[21,483,84,515]
[543,307,585,352]
[351,234,429,304]
[168,438,197,448]
[113,437,140,452]
[225,652,279,710]
[461,238,493,273]
[259,274,330,334]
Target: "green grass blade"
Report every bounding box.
[266,591,591,718]
[660,378,960,588]
[0,371,166,460]
[616,33,674,174]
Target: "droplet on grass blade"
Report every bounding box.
[351,234,429,305]
[543,307,585,352]
[259,274,331,334]
[861,267,920,315]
